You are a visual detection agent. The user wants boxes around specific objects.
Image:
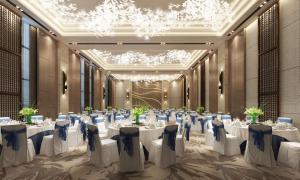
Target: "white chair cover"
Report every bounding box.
[31,115,44,124]
[244,124,276,167]
[278,142,300,171]
[204,116,214,146]
[40,121,70,156]
[0,124,35,168]
[212,120,241,156]
[119,127,144,172]
[277,117,293,124]
[150,125,178,168]
[86,124,119,167]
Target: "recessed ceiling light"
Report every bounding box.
[160,42,166,45]
[117,42,123,45]
[72,42,77,45]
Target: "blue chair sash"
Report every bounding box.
[69,115,77,125]
[1,128,26,151]
[191,115,196,125]
[164,128,177,151]
[184,123,191,141]
[90,114,98,124]
[87,128,99,151]
[198,117,207,133]
[120,131,139,157]
[55,124,69,141]
[212,124,224,141]
[249,127,272,152]
[29,130,53,154]
[80,121,87,141]
[107,114,112,123]
[92,117,103,124]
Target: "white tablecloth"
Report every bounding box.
[108,125,164,151]
[229,125,300,142]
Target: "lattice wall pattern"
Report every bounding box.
[258,3,279,121]
[0,4,21,120]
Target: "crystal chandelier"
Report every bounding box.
[112,74,182,82]
[90,49,193,66]
[38,0,232,38]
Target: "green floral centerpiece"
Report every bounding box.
[107,106,112,112]
[196,106,205,115]
[244,107,264,124]
[84,106,93,115]
[132,106,147,125]
[19,107,38,124]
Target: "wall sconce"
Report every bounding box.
[126,91,130,100]
[62,71,67,94]
[103,87,106,99]
[219,71,224,94]
[187,88,190,99]
[163,90,168,100]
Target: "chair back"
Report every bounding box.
[31,115,44,124]
[206,116,213,129]
[90,114,98,124]
[57,114,67,120]
[277,117,293,124]
[212,120,226,143]
[53,121,69,155]
[221,114,232,123]
[86,124,103,167]
[119,127,142,172]
[0,117,11,124]
[161,125,178,168]
[245,124,275,167]
[0,124,27,167]
[115,115,125,121]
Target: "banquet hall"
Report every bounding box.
[0,0,300,179]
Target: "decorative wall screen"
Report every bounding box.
[132,81,162,109]
[258,3,279,121]
[0,4,21,120]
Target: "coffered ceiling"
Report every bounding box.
[11,0,264,71]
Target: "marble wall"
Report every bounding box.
[279,0,300,127]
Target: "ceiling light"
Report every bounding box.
[112,74,182,82]
[89,49,193,66]
[37,0,232,39]
[161,42,166,45]
[117,42,123,45]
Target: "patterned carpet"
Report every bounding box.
[0,133,299,180]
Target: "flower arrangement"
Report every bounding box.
[244,107,264,124]
[107,106,112,111]
[132,106,146,124]
[84,106,93,115]
[19,107,38,124]
[196,106,205,115]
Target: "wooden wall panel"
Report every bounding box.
[0,4,21,120]
[228,31,246,118]
[69,53,80,113]
[37,29,58,119]
[93,68,101,110]
[209,53,218,112]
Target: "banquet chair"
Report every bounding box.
[277,117,293,124]
[119,127,144,172]
[115,115,125,121]
[0,124,35,168]
[68,116,83,148]
[150,125,178,168]
[0,117,11,123]
[176,124,186,157]
[90,114,98,124]
[31,115,44,124]
[86,124,119,167]
[221,114,232,124]
[58,114,67,120]
[205,116,214,146]
[94,117,108,138]
[277,142,300,171]
[212,120,241,156]
[40,121,70,156]
[244,124,276,167]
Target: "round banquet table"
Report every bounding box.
[107,125,164,151]
[229,125,300,142]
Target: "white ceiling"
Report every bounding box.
[13,0,264,72]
